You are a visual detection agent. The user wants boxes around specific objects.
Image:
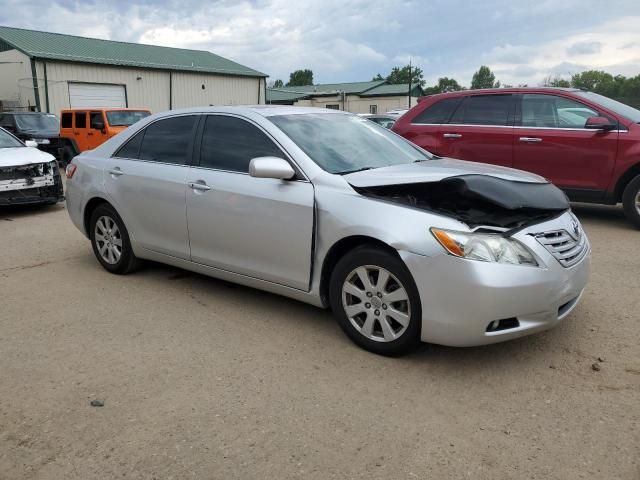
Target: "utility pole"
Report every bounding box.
[408,59,412,109]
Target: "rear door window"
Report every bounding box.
[411,97,462,124]
[450,95,513,126]
[90,112,105,130]
[61,113,72,128]
[75,112,87,129]
[138,115,197,165]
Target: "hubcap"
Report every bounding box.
[635,190,640,216]
[94,215,123,265]
[341,265,411,343]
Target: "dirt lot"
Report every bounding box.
[0,200,638,480]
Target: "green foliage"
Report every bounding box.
[423,77,464,95]
[371,73,384,81]
[471,66,500,89]
[385,65,426,87]
[286,69,313,87]
[542,76,571,88]
[273,79,284,88]
[566,70,640,108]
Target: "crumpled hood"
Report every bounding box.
[344,157,547,187]
[0,146,55,167]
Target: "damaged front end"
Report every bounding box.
[0,161,64,206]
[353,174,570,231]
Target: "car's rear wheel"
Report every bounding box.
[329,246,422,356]
[89,203,140,274]
[622,175,640,229]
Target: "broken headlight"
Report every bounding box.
[431,228,538,266]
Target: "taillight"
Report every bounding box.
[66,163,77,179]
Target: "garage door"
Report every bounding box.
[68,83,126,108]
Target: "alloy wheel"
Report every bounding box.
[95,215,123,265]
[341,265,411,342]
[635,190,640,216]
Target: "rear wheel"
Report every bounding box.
[622,175,640,229]
[89,203,140,274]
[329,246,422,356]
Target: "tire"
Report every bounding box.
[329,245,422,356]
[622,175,640,229]
[89,203,140,274]
[61,145,75,167]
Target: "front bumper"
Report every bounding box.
[400,215,591,347]
[0,169,64,206]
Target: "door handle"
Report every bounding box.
[443,133,462,138]
[108,167,124,177]
[519,137,542,143]
[188,181,211,192]
[87,132,94,136]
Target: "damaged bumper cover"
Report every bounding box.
[0,161,64,205]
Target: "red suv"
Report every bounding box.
[392,88,640,227]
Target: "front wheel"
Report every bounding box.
[329,246,422,356]
[622,175,640,229]
[89,203,140,274]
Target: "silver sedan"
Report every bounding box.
[65,106,590,356]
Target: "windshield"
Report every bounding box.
[106,110,151,127]
[0,129,24,148]
[268,113,431,174]
[14,113,59,132]
[575,91,640,123]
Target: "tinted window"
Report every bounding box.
[75,112,87,129]
[115,131,144,159]
[200,115,284,173]
[139,116,197,165]
[450,95,512,126]
[90,112,104,129]
[61,113,72,128]
[106,110,150,126]
[0,115,13,128]
[521,94,599,129]
[412,97,461,124]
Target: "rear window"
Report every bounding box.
[411,97,461,124]
[450,94,513,126]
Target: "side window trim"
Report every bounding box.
[192,113,309,181]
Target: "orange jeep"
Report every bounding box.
[59,108,151,164]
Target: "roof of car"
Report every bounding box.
[421,87,582,99]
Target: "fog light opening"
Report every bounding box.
[486,318,520,333]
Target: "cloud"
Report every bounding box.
[567,41,602,55]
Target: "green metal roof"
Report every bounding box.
[0,26,266,77]
[266,89,311,103]
[360,83,424,97]
[290,80,386,95]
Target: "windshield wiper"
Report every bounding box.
[336,166,375,175]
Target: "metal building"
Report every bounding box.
[0,26,267,114]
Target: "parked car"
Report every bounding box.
[386,108,409,119]
[59,108,151,165]
[66,106,590,356]
[359,114,396,129]
[0,127,64,206]
[0,111,61,159]
[392,88,640,227]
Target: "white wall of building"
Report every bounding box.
[0,49,35,108]
[0,50,264,115]
[292,94,420,113]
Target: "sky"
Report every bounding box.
[2,0,640,87]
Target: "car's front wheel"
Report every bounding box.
[329,246,422,356]
[622,175,640,229]
[89,203,140,274]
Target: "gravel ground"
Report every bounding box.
[0,201,638,479]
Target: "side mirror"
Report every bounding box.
[25,140,38,147]
[249,157,295,180]
[585,116,616,131]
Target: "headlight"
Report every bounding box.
[431,228,538,266]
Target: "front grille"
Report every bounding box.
[535,228,588,268]
[0,162,52,181]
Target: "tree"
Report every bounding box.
[371,73,384,81]
[542,75,571,88]
[385,65,426,87]
[570,70,617,95]
[423,77,464,95]
[286,69,313,87]
[273,79,284,88]
[471,66,500,89]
